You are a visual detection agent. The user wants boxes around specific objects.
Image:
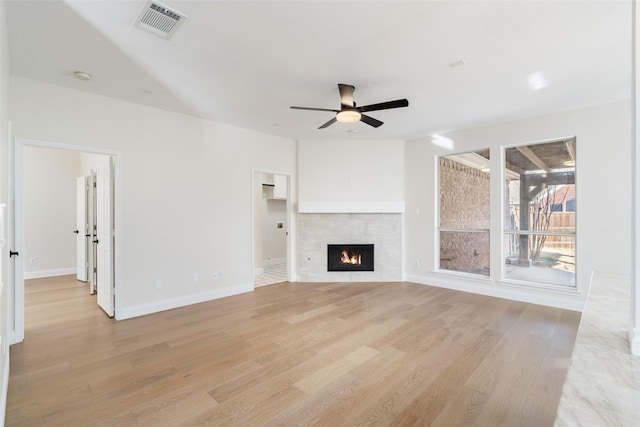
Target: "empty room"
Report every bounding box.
[0,1,638,426]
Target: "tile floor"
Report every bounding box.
[254,262,287,287]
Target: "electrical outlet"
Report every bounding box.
[219,271,224,279]
[213,272,219,280]
[415,260,420,267]
[155,279,162,289]
[29,257,37,265]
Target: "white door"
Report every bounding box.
[76,176,88,282]
[96,162,114,317]
[88,172,96,295]
[10,137,25,343]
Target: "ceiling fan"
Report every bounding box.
[290,84,409,129]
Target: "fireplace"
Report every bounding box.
[327,244,374,272]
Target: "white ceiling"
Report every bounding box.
[5,0,632,141]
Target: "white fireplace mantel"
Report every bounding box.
[298,201,405,214]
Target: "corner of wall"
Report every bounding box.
[629,327,640,356]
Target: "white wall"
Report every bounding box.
[23,147,80,277]
[253,173,287,271]
[262,198,286,263]
[253,172,264,272]
[297,138,405,282]
[405,100,632,310]
[8,77,297,319]
[298,139,404,202]
[80,152,109,177]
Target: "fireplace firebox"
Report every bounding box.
[327,244,374,272]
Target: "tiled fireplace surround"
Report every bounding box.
[298,210,403,282]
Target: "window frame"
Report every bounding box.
[436,151,491,278]
[501,137,577,290]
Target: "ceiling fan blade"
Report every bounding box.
[360,114,383,128]
[338,84,355,108]
[359,99,409,113]
[318,117,337,129]
[290,106,339,112]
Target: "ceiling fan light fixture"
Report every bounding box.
[290,84,408,129]
[336,110,361,123]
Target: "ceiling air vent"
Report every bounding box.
[134,0,187,40]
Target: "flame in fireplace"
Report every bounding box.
[340,250,362,265]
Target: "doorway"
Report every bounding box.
[8,138,121,344]
[252,170,291,287]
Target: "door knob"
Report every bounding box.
[9,250,19,258]
[73,230,79,234]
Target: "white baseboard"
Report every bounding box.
[404,273,585,312]
[24,267,76,280]
[0,341,9,427]
[118,283,254,320]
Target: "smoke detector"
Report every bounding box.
[134,0,187,40]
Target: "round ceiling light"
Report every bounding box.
[336,110,361,123]
[73,71,93,81]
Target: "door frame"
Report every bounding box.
[251,169,296,286]
[8,137,123,344]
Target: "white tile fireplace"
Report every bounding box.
[297,202,403,282]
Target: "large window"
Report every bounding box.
[438,151,490,276]
[504,138,576,287]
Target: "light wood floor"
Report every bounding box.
[6,276,581,426]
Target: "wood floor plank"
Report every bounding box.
[262,373,361,427]
[390,330,502,426]
[329,347,410,420]
[209,348,317,403]
[6,276,580,426]
[294,346,379,395]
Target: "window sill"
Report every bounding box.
[498,278,581,295]
[432,269,493,284]
[432,269,581,295]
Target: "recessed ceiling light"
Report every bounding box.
[449,59,466,68]
[527,72,548,91]
[73,71,92,81]
[347,129,358,133]
[143,89,153,94]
